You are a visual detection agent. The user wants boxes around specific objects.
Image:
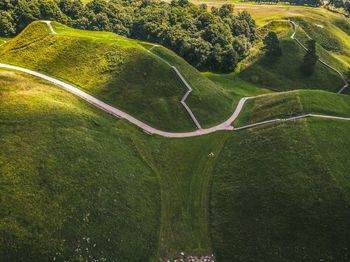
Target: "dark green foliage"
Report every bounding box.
[0,0,257,72]
[345,1,350,14]
[328,0,350,14]
[301,39,318,76]
[263,31,282,60]
[0,11,15,35]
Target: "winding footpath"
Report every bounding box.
[146,45,202,129]
[289,20,349,94]
[0,21,350,138]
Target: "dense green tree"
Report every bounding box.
[345,1,350,14]
[263,31,282,60]
[301,39,319,76]
[59,0,84,20]
[0,10,15,36]
[218,4,234,18]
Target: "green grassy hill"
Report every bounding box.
[0,68,229,260]
[2,70,350,261]
[197,6,349,95]
[0,21,232,132]
[2,5,350,261]
[0,69,160,261]
[211,117,350,262]
[238,21,344,92]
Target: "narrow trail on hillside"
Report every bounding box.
[1,21,350,138]
[289,20,349,93]
[146,45,202,129]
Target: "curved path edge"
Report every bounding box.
[146,44,202,129]
[2,62,350,137]
[0,62,245,138]
[2,21,350,138]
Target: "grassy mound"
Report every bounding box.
[0,21,232,132]
[0,70,160,261]
[239,25,343,92]
[235,90,350,127]
[0,68,228,260]
[211,118,350,261]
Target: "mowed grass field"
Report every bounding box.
[0,21,233,132]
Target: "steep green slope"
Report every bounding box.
[211,118,350,261]
[0,70,160,261]
[0,21,232,132]
[148,46,233,128]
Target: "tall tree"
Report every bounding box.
[263,31,282,60]
[301,39,318,76]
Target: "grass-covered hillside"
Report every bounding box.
[0,68,229,260]
[0,21,232,132]
[0,70,160,261]
[211,116,350,262]
[238,20,344,92]
[210,91,350,262]
[2,69,350,261]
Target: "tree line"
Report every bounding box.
[327,0,350,14]
[0,0,257,72]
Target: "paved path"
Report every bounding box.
[42,20,56,34]
[0,62,247,138]
[1,21,349,138]
[289,20,349,94]
[146,45,202,129]
[234,113,350,131]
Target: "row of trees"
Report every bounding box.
[0,0,257,72]
[327,0,350,14]
[254,0,323,7]
[263,32,318,75]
